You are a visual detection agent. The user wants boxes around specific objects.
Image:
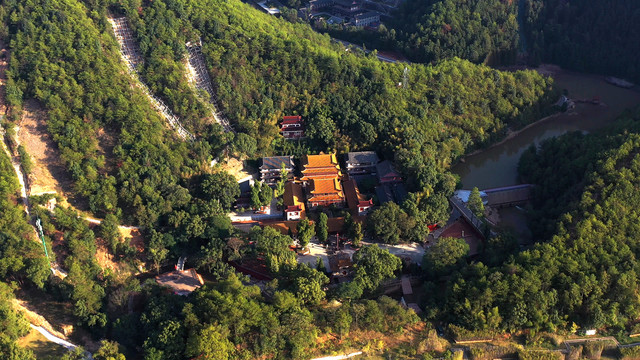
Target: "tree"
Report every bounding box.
[289,263,329,304]
[251,226,296,273]
[352,222,363,247]
[259,182,273,207]
[315,257,326,273]
[423,237,469,277]
[232,133,257,158]
[94,340,126,360]
[17,145,32,174]
[201,172,240,211]
[275,164,289,197]
[367,202,411,244]
[0,336,36,360]
[352,245,402,294]
[99,213,121,253]
[185,325,234,360]
[148,230,170,274]
[467,187,484,218]
[250,183,261,210]
[60,347,88,360]
[317,213,328,244]
[296,218,315,249]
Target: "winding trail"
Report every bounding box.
[108,17,195,141]
[83,216,140,230]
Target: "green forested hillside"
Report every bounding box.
[525,0,640,82]
[389,0,519,63]
[0,0,213,226]
[326,0,519,64]
[428,108,640,333]
[1,0,555,224]
[0,0,562,357]
[114,0,553,185]
[0,149,49,288]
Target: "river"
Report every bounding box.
[452,68,640,240]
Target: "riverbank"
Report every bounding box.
[462,111,564,160]
[453,67,640,190]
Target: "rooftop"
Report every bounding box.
[282,115,302,125]
[302,154,339,169]
[347,151,379,165]
[376,160,400,178]
[283,182,305,217]
[354,11,380,20]
[343,178,371,211]
[310,178,343,195]
[261,156,294,170]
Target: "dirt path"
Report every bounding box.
[16,100,75,201]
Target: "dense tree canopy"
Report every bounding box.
[329,0,519,64]
[524,0,640,82]
[426,108,640,333]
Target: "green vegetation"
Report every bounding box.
[113,0,553,180]
[468,186,484,218]
[0,146,49,288]
[0,149,39,359]
[423,237,469,278]
[328,0,519,64]
[525,0,640,82]
[296,218,315,249]
[368,193,448,244]
[422,108,640,333]
[1,0,211,226]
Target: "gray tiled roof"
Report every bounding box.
[261,156,294,170]
[347,151,379,165]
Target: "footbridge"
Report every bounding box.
[483,184,533,208]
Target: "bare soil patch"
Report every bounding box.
[220,157,254,182]
[16,100,83,208]
[17,329,68,359]
[119,226,145,254]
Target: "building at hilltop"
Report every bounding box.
[353,11,380,26]
[307,178,345,208]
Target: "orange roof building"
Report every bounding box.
[300,154,342,181]
[343,179,373,216]
[307,178,345,207]
[283,182,306,221]
[300,154,344,208]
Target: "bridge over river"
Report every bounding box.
[483,184,533,207]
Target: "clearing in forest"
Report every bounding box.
[220,157,255,182]
[17,329,68,359]
[16,100,74,204]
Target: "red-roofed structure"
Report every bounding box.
[281,115,304,139]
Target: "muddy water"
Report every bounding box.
[453,70,640,190]
[452,69,640,242]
